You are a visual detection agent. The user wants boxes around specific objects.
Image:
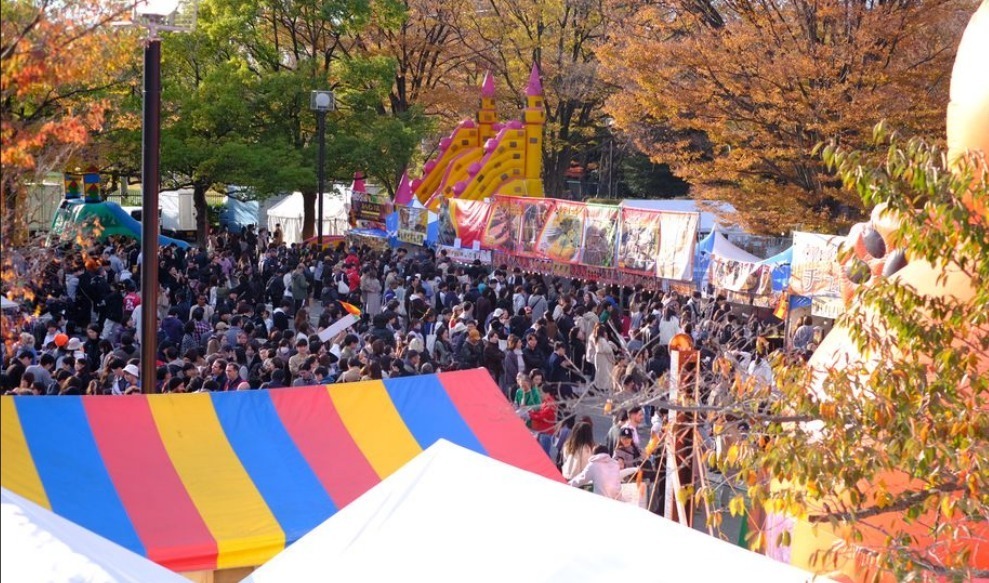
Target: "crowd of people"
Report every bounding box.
[2,223,816,501]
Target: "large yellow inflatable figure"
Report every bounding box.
[787,3,989,580]
[412,65,546,211]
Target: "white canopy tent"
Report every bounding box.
[0,488,186,583]
[265,188,350,245]
[245,441,825,583]
[710,230,761,263]
[1,295,18,311]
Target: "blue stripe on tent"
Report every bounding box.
[211,390,337,542]
[15,397,145,555]
[384,376,487,455]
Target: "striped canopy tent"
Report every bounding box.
[0,370,560,573]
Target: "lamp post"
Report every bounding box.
[310,90,335,244]
[119,0,199,393]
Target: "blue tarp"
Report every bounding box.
[755,247,793,292]
[220,198,260,233]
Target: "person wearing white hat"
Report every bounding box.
[122,364,141,394]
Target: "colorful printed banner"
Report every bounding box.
[482,196,522,252]
[0,370,560,573]
[617,207,663,275]
[516,197,555,257]
[580,204,619,268]
[656,212,699,281]
[436,245,492,266]
[492,251,680,289]
[789,231,844,298]
[709,256,770,293]
[350,193,388,231]
[397,207,428,246]
[437,199,490,247]
[537,201,584,263]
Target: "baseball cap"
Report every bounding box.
[53,333,69,347]
[620,427,635,438]
[123,364,140,377]
[66,338,83,351]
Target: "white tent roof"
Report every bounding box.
[245,441,823,583]
[0,488,186,583]
[266,188,350,244]
[622,199,742,234]
[1,295,18,310]
[710,231,761,263]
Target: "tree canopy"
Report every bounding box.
[598,0,976,234]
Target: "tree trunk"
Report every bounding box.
[193,182,209,247]
[301,190,316,241]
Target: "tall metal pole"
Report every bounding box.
[317,110,326,244]
[140,38,161,394]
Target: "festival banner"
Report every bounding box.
[616,207,663,275]
[436,245,492,266]
[517,197,555,257]
[482,195,523,253]
[789,231,844,298]
[437,199,490,247]
[537,201,585,263]
[709,256,763,293]
[656,212,700,281]
[350,192,388,230]
[580,204,619,268]
[397,206,428,246]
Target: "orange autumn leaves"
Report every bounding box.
[1,0,136,198]
[597,0,974,234]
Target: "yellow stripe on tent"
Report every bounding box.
[328,381,422,478]
[148,393,284,568]
[0,398,50,509]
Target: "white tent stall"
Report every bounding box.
[265,187,350,245]
[1,488,186,583]
[245,441,826,583]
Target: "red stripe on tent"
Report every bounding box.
[84,396,218,571]
[437,369,564,482]
[269,386,380,507]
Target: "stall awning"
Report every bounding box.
[0,370,559,572]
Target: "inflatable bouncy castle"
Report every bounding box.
[412,65,546,210]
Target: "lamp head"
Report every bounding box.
[310,90,335,112]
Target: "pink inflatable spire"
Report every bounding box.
[351,171,366,193]
[481,71,496,98]
[394,171,414,206]
[525,63,542,96]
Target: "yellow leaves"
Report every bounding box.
[726,443,740,465]
[729,495,747,517]
[940,496,955,520]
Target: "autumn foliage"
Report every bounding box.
[598,0,976,233]
[0,0,136,241]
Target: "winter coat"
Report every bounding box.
[568,453,622,499]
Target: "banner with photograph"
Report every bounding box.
[350,192,388,231]
[482,195,523,253]
[617,207,663,275]
[656,212,699,281]
[709,256,768,293]
[516,197,555,257]
[537,201,585,263]
[397,206,429,245]
[580,204,619,268]
[789,231,844,298]
[437,198,490,247]
[436,245,492,265]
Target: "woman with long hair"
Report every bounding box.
[658,305,681,346]
[561,421,596,480]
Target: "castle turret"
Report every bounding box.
[478,71,497,143]
[523,64,545,197]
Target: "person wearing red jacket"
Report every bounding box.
[526,370,557,457]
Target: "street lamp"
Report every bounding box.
[117,0,198,392]
[310,90,335,244]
